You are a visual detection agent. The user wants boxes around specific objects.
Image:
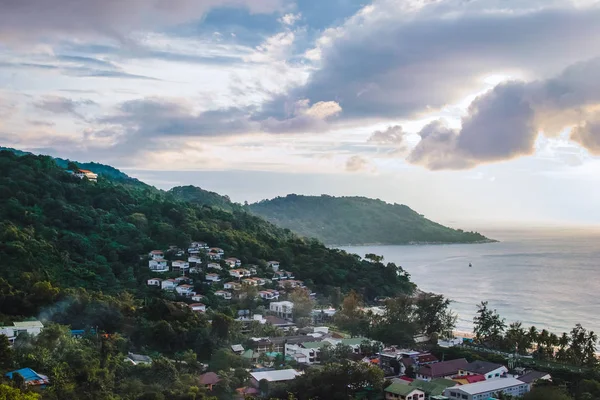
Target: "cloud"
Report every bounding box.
[406,57,600,169]
[34,96,97,119]
[279,13,301,26]
[268,1,600,122]
[0,0,289,42]
[571,118,600,155]
[368,125,405,145]
[345,155,373,172]
[96,97,342,150]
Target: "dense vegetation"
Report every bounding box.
[168,186,240,212]
[0,146,142,184]
[0,151,414,305]
[248,194,490,245]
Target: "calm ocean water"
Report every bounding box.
[339,228,600,335]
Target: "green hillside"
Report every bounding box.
[168,185,240,212]
[0,151,414,305]
[248,194,490,245]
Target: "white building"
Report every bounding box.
[1,321,44,344]
[250,369,301,386]
[189,303,206,313]
[172,260,190,273]
[206,273,221,282]
[147,278,162,286]
[207,263,222,270]
[148,250,164,260]
[74,169,98,182]
[270,301,294,319]
[175,284,194,296]
[161,279,178,290]
[215,290,232,300]
[267,261,280,271]
[188,256,202,264]
[191,294,204,302]
[189,241,209,250]
[225,257,242,268]
[149,259,169,272]
[443,377,530,400]
[458,361,509,380]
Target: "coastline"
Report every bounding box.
[330,239,498,247]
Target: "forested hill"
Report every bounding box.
[249,194,490,245]
[168,185,241,212]
[0,146,142,184]
[0,151,414,304]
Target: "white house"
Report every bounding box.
[207,263,222,270]
[225,257,242,268]
[267,261,280,271]
[270,301,294,319]
[210,247,224,255]
[175,284,195,296]
[191,294,205,302]
[208,251,222,260]
[188,256,202,264]
[259,290,279,300]
[206,273,221,282]
[458,361,509,380]
[172,260,190,273]
[12,321,44,337]
[224,282,235,290]
[189,303,206,313]
[242,278,258,286]
[149,259,169,272]
[148,250,164,260]
[147,278,162,287]
[161,279,178,290]
[189,266,202,274]
[249,369,301,386]
[190,241,209,250]
[229,269,243,278]
[215,290,232,300]
[443,378,530,400]
[74,169,98,182]
[278,280,304,289]
[272,270,294,280]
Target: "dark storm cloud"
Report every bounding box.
[265,2,600,122]
[407,58,600,169]
[0,0,288,41]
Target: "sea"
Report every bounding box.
[338,227,600,336]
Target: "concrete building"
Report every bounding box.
[443,377,530,400]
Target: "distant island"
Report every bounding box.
[248,194,492,245]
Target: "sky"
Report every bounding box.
[2,0,600,228]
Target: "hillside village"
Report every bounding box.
[2,240,553,399]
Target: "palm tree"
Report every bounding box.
[528,326,539,353]
[548,333,559,359]
[556,332,570,362]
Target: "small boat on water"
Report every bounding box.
[469,263,472,267]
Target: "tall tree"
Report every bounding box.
[473,301,506,347]
[414,293,456,339]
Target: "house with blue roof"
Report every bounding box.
[5,368,50,387]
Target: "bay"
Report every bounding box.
[338,227,600,335]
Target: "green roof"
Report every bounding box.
[340,337,370,346]
[242,349,256,359]
[410,378,456,396]
[301,341,328,349]
[385,383,423,396]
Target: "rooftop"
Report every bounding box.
[385,383,424,396]
[418,358,468,378]
[199,372,220,385]
[448,377,527,395]
[301,341,328,349]
[250,369,301,382]
[13,321,44,329]
[463,360,506,375]
[518,370,550,384]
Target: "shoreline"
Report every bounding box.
[331,239,498,247]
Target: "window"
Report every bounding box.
[462,395,468,400]
[488,375,492,379]
[495,373,500,377]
